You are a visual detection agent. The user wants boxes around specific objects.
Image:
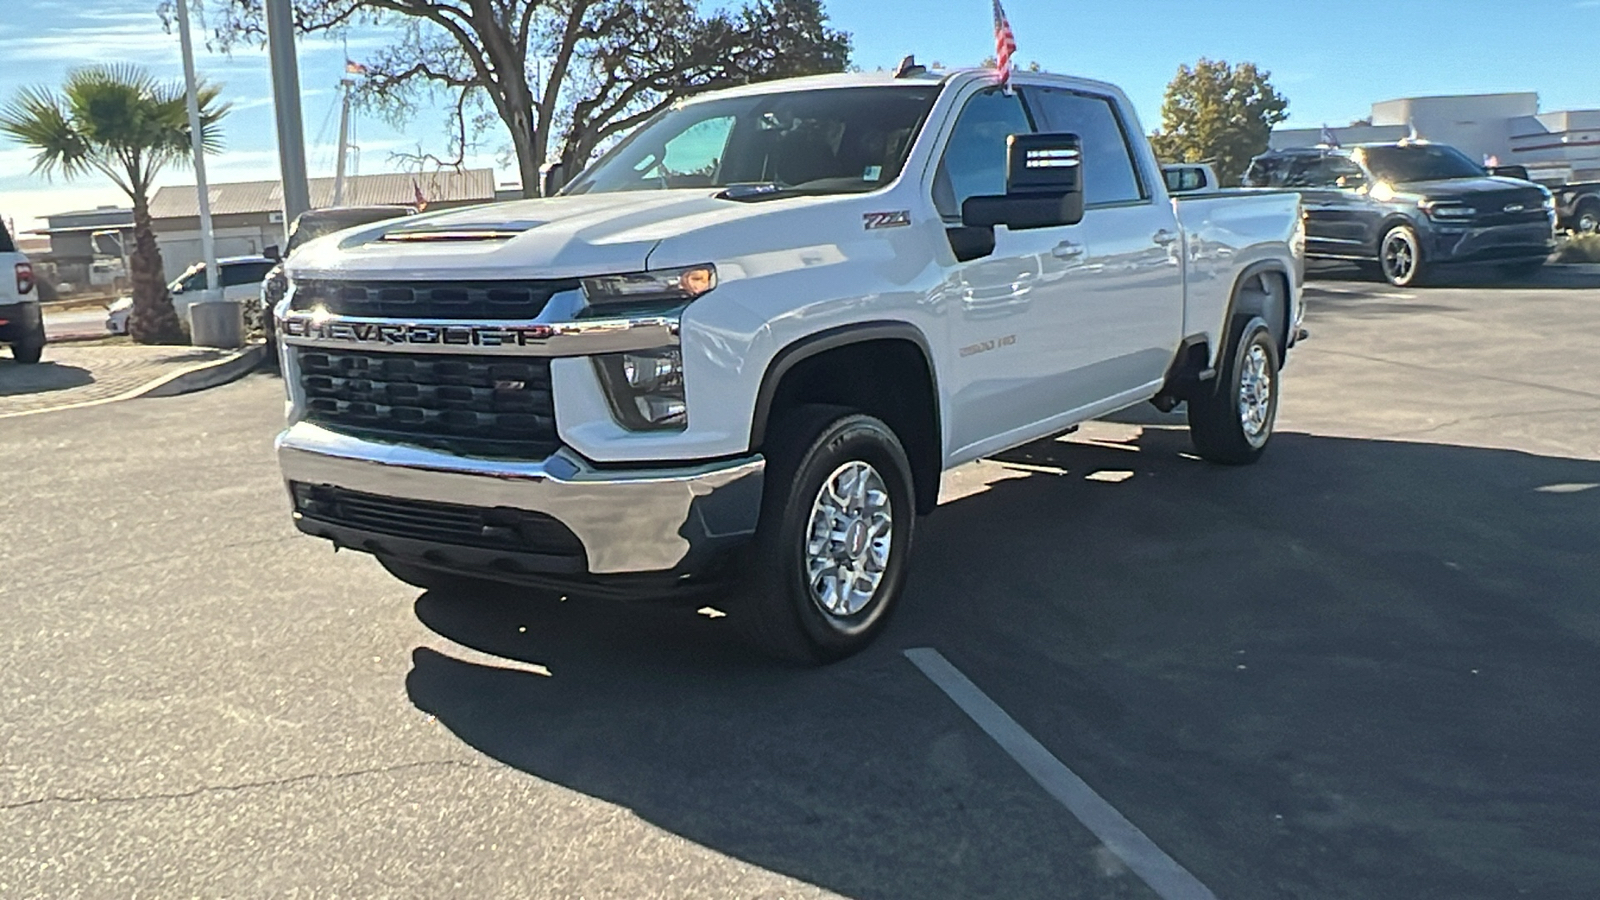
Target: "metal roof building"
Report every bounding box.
[147,168,498,272]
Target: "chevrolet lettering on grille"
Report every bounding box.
[282,317,556,347]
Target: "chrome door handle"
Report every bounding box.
[1152,229,1179,246]
[1052,241,1085,260]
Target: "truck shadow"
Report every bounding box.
[405,428,1600,900]
[0,359,94,396]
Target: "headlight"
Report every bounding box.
[582,264,717,307]
[1419,200,1475,219]
[594,348,686,430]
[1543,196,1557,211]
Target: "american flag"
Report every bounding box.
[1319,124,1340,148]
[992,0,1017,85]
[344,60,368,75]
[412,178,429,212]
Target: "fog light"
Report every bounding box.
[594,348,686,430]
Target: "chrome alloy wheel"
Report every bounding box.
[1238,342,1274,447]
[1382,232,1416,283]
[804,460,893,618]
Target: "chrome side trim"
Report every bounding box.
[277,311,680,357]
[276,422,764,574]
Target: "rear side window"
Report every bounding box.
[0,218,15,253]
[1024,88,1146,205]
[222,262,274,287]
[1245,154,1361,188]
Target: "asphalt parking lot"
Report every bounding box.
[3,272,1598,898]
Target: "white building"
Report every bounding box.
[1271,93,1600,185]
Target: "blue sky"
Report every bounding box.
[4,0,1599,233]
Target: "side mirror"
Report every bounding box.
[264,245,282,262]
[963,133,1086,233]
[1336,174,1367,190]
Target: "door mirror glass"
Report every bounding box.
[962,133,1086,231]
[1336,173,1367,190]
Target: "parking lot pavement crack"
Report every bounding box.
[1313,348,1600,402]
[1376,404,1600,439]
[0,759,487,813]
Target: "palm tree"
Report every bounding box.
[1,65,228,344]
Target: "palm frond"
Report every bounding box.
[0,85,93,179]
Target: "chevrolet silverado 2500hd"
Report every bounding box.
[275,68,1305,663]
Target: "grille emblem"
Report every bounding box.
[1504,203,1524,213]
[494,380,527,391]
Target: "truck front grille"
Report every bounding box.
[290,279,579,320]
[297,349,558,459]
[290,483,586,560]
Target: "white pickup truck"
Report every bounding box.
[0,217,44,363]
[275,67,1305,663]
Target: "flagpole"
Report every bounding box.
[175,0,220,298]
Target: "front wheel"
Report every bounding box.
[1379,224,1425,287]
[737,408,916,665]
[1188,317,1281,465]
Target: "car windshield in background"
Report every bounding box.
[564,86,940,198]
[1360,145,1484,183]
[0,217,15,252]
[286,209,409,255]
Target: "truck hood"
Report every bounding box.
[287,190,840,282]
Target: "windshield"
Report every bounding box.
[564,86,940,198]
[1360,145,1484,183]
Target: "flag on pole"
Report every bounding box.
[412,178,429,212]
[1319,124,1340,148]
[992,0,1017,86]
[345,60,368,75]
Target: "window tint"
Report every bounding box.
[0,218,14,253]
[1245,154,1363,188]
[934,88,1034,220]
[565,87,939,196]
[1025,88,1145,205]
[222,262,274,287]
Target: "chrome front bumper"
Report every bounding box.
[276,422,764,576]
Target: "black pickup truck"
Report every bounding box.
[1245,142,1556,286]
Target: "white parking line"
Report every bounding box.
[905,648,1219,900]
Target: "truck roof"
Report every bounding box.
[674,68,1132,107]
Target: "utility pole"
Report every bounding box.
[265,0,311,237]
[175,0,220,296]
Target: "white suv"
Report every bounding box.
[0,218,44,364]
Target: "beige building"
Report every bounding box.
[147,169,499,273]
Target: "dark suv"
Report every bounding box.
[1245,142,1556,286]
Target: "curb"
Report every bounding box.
[41,297,114,313]
[0,344,266,420]
[48,331,110,344]
[144,344,267,398]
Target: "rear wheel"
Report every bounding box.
[1187,316,1280,465]
[1380,224,1425,287]
[737,408,915,664]
[11,328,44,364]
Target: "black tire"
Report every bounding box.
[1187,316,1280,466]
[377,556,503,595]
[737,407,916,665]
[11,329,45,364]
[1573,201,1600,235]
[1379,224,1425,287]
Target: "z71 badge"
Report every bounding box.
[863,210,912,230]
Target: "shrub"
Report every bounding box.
[1554,234,1600,264]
